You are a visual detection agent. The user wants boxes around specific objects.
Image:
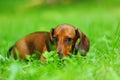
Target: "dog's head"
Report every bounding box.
[50,24,89,57]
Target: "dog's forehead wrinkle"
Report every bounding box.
[56,27,75,33]
[56,24,75,30]
[54,29,76,39]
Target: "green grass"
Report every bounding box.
[0,3,120,80]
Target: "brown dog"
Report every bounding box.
[8,24,90,60]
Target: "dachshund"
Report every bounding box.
[8,24,90,60]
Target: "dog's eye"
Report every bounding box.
[53,37,58,42]
[65,38,72,43]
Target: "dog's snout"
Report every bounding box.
[56,45,62,52]
[57,47,63,58]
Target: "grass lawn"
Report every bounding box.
[0,3,120,80]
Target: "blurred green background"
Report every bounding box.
[0,0,120,80]
[0,0,120,52]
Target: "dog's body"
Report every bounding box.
[8,32,54,60]
[8,24,90,60]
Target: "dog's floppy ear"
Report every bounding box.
[50,28,54,41]
[75,29,90,56]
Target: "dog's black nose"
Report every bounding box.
[58,52,62,58]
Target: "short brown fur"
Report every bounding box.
[8,32,53,60]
